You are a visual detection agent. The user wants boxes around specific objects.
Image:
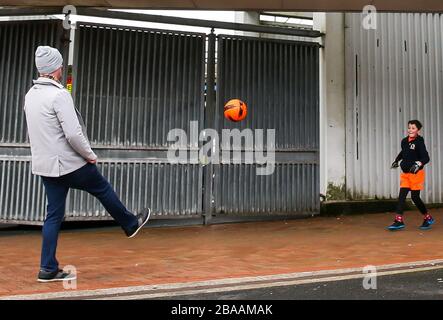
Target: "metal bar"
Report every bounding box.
[203,30,216,225]
[0,7,62,17]
[259,12,314,21]
[75,20,206,38]
[76,7,323,38]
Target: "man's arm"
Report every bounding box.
[53,90,97,161]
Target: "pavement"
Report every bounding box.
[1,209,443,299]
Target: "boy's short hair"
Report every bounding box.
[408,120,423,130]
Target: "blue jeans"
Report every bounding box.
[40,163,138,272]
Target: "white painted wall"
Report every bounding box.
[314,13,346,199]
[234,11,260,37]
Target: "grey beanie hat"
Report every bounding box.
[35,46,63,74]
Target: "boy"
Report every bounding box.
[388,120,434,231]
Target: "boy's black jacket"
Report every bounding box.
[395,135,430,173]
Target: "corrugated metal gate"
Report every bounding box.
[0,19,320,224]
[0,20,68,223]
[69,22,205,220]
[210,35,320,219]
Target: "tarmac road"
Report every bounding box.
[155,268,443,300]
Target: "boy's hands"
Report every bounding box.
[391,160,423,173]
[409,161,422,174]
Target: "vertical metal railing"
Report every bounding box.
[202,30,217,224]
[0,19,68,224]
[213,35,320,217]
[70,22,206,220]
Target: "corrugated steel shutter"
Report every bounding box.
[0,20,321,224]
[213,35,320,216]
[0,20,67,224]
[70,22,206,220]
[66,162,202,219]
[0,20,65,145]
[73,23,206,148]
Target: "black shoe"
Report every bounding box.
[126,208,151,238]
[419,217,435,230]
[388,220,405,231]
[37,269,76,283]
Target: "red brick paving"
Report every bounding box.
[1,210,443,297]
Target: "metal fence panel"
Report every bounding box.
[0,157,201,223]
[0,20,65,144]
[73,23,206,148]
[217,35,319,151]
[345,13,443,203]
[0,159,46,223]
[0,20,67,224]
[66,161,202,220]
[214,163,319,215]
[214,35,320,216]
[0,20,320,224]
[70,22,207,220]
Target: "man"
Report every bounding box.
[24,46,151,282]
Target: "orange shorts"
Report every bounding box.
[400,170,425,190]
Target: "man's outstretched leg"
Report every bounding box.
[66,163,150,237]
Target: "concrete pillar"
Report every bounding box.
[234,11,260,37]
[313,13,346,200]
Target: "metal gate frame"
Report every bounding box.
[204,33,320,224]
[0,17,320,225]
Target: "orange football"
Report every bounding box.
[223,99,247,122]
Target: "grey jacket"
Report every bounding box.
[24,77,97,177]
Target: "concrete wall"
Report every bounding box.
[314,13,346,200]
[233,11,317,42]
[234,11,260,37]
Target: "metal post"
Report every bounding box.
[203,29,216,225]
[57,20,71,86]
